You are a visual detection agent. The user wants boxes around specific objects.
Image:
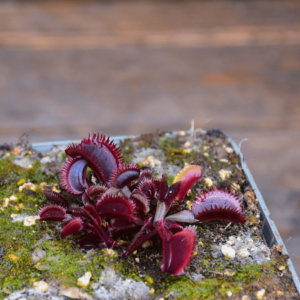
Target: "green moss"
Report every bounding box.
[0,217,46,293]
[162,275,242,300]
[158,137,180,151]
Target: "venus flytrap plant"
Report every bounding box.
[39,133,246,276]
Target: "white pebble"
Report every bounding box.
[255,289,266,299]
[77,271,92,287]
[183,141,191,148]
[33,281,49,293]
[10,195,18,201]
[225,147,234,154]
[40,156,53,164]
[221,245,235,259]
[237,248,250,258]
[204,178,213,187]
[23,216,40,226]
[218,169,231,181]
[227,291,232,297]
[220,158,229,164]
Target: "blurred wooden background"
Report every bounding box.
[0,0,299,274]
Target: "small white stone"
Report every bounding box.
[77,271,92,287]
[227,291,232,297]
[204,177,213,187]
[236,237,241,242]
[183,141,191,148]
[203,152,209,157]
[177,131,186,137]
[142,240,153,248]
[238,248,250,258]
[225,147,234,154]
[135,258,140,263]
[220,158,229,164]
[3,198,10,207]
[278,265,286,271]
[40,156,53,164]
[255,289,266,299]
[221,245,235,259]
[9,195,18,201]
[218,169,231,181]
[231,182,240,191]
[33,280,49,293]
[242,296,249,300]
[23,216,40,226]
[226,240,235,246]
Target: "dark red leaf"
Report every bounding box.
[173,165,202,204]
[139,169,153,181]
[161,226,196,275]
[62,218,82,238]
[109,164,140,189]
[163,181,182,204]
[61,157,88,195]
[39,204,67,222]
[43,189,69,207]
[65,133,123,186]
[192,188,246,223]
[158,174,169,200]
[86,185,107,198]
[78,235,103,249]
[123,217,156,256]
[130,190,150,214]
[96,194,135,215]
[138,178,156,200]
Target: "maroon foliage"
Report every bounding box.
[62,218,82,238]
[39,204,67,222]
[39,133,245,276]
[192,187,246,223]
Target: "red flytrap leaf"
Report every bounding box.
[138,178,156,200]
[130,190,150,214]
[109,164,140,189]
[81,192,95,207]
[96,194,135,215]
[173,165,202,204]
[123,217,157,256]
[61,157,88,195]
[43,189,69,207]
[139,169,153,181]
[78,235,103,249]
[192,188,246,223]
[161,225,196,275]
[65,133,123,186]
[86,185,107,198]
[62,218,82,238]
[39,204,67,221]
[158,174,182,204]
[165,220,184,234]
[165,210,199,224]
[96,194,142,225]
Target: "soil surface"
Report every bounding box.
[0,130,299,299]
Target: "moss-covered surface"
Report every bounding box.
[0,131,299,300]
